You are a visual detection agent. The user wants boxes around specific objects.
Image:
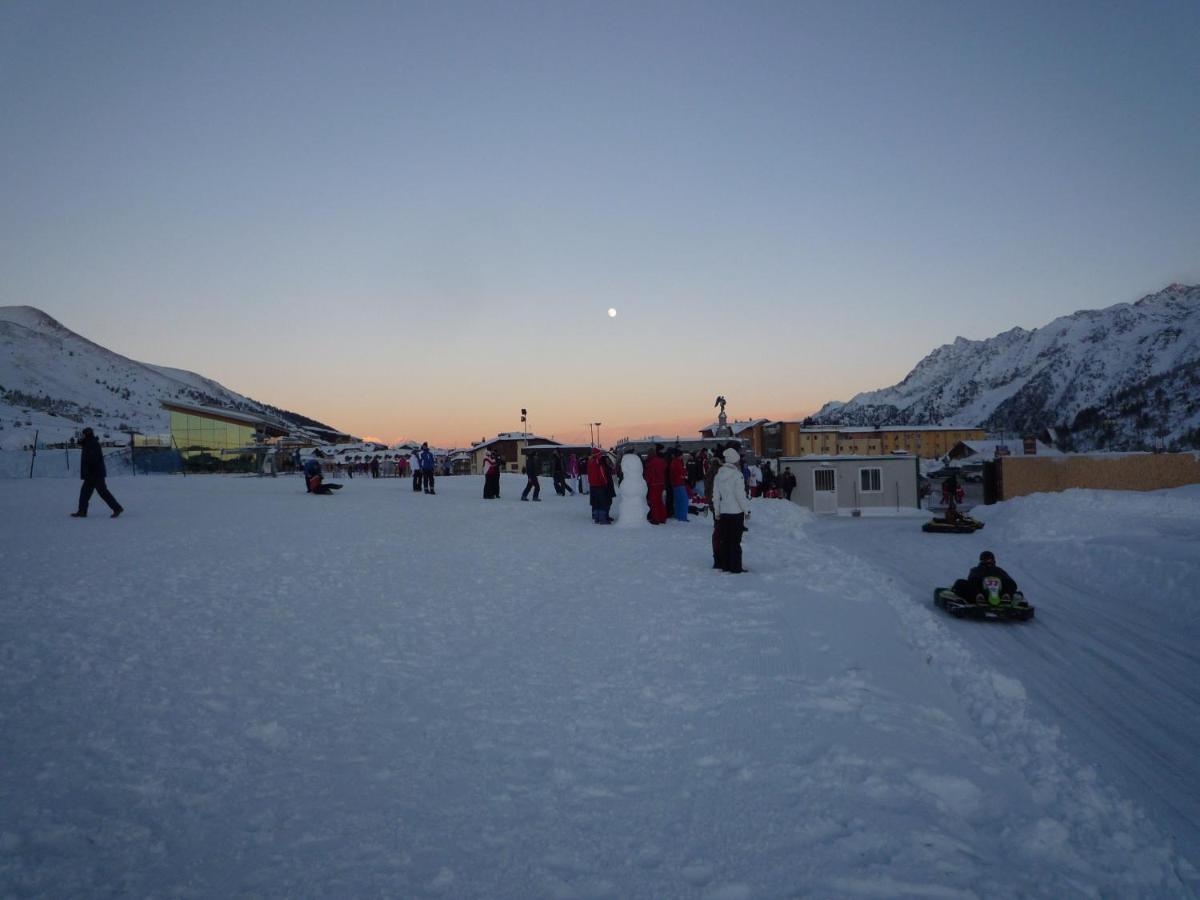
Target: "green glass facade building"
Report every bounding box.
[163,401,290,473]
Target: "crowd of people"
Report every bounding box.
[67,418,801,576]
[625,442,800,574]
[65,418,1004,591]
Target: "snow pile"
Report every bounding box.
[1,474,1195,896]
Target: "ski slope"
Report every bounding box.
[1,474,1196,897]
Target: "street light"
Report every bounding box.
[521,408,527,437]
[593,422,602,448]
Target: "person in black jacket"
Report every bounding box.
[953,550,1018,600]
[779,466,797,501]
[551,449,573,496]
[520,453,541,501]
[71,427,123,518]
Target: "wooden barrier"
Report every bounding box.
[996,452,1200,500]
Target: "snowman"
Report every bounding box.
[614,451,649,527]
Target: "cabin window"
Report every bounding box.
[859,467,882,493]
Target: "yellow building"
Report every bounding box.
[754,422,985,460]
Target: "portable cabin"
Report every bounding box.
[777,454,920,514]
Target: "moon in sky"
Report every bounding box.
[607,308,617,318]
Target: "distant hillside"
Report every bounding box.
[814,284,1200,451]
[0,306,346,450]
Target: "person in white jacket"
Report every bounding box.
[712,447,751,573]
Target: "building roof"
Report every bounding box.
[778,454,922,463]
[699,418,769,435]
[950,440,1061,459]
[470,434,557,450]
[786,424,985,433]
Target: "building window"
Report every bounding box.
[859,467,882,493]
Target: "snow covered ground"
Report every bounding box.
[2,473,1197,897]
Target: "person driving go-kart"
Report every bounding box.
[953,550,1018,601]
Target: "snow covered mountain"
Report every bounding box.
[0,306,343,450]
[815,283,1200,450]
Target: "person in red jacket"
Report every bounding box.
[668,449,689,522]
[643,444,668,524]
[587,447,612,523]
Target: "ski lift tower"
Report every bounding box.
[713,396,733,438]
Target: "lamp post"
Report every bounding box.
[593,422,602,448]
[521,408,527,438]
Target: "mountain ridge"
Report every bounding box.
[814,284,1200,450]
[0,306,345,450]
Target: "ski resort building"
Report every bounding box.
[467,433,559,474]
[162,401,292,473]
[777,454,921,514]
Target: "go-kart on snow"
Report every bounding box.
[934,576,1035,621]
[923,497,984,533]
[922,511,984,533]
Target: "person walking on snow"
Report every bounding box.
[70,427,123,518]
[551,449,574,496]
[713,447,751,573]
[521,453,542,501]
[566,451,584,495]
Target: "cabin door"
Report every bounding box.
[813,468,838,514]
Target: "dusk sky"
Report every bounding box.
[3,1,1197,447]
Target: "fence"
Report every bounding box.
[0,445,184,479]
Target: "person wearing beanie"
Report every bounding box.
[711,447,751,573]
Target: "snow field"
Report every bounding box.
[1,474,1196,897]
